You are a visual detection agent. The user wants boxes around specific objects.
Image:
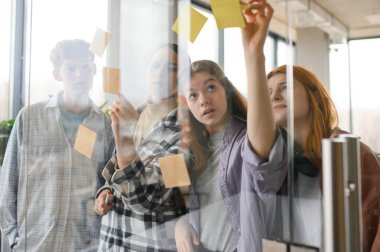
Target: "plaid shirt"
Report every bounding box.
[98,108,187,251]
[0,93,115,251]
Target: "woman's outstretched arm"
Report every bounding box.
[242,0,276,160]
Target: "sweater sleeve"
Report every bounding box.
[241,127,287,198]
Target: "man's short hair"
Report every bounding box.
[50,39,95,68]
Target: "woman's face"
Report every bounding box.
[268,73,311,127]
[147,47,178,102]
[186,71,228,135]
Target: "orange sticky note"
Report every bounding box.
[262,239,287,252]
[74,125,97,159]
[172,6,208,43]
[90,28,112,57]
[103,67,120,95]
[159,154,191,188]
[210,0,246,29]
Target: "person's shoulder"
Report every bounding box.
[150,108,180,134]
[330,127,380,161]
[161,108,179,124]
[18,100,50,117]
[229,115,247,134]
[329,127,349,138]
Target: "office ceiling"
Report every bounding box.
[194,0,380,40]
[309,0,380,39]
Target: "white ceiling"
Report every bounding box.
[195,0,380,40]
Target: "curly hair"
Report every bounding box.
[50,39,94,68]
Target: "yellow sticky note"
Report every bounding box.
[172,7,208,43]
[103,67,120,95]
[74,125,97,159]
[90,28,112,57]
[159,154,191,188]
[210,0,246,29]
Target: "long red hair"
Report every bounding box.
[267,65,338,167]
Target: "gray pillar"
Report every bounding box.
[296,27,330,88]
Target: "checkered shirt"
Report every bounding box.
[98,108,187,251]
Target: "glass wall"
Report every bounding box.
[1,0,380,252]
[28,0,108,106]
[187,6,219,63]
[349,38,380,153]
[0,0,12,121]
[329,43,351,132]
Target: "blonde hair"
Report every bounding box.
[267,65,338,167]
[188,60,247,174]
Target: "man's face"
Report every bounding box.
[53,56,96,97]
[147,48,178,102]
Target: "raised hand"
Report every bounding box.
[108,95,139,168]
[241,0,277,159]
[241,0,274,53]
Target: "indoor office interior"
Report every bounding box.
[0,0,379,251]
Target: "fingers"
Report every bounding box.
[110,97,139,123]
[94,190,113,216]
[243,0,272,23]
[266,2,274,20]
[119,94,135,110]
[191,229,200,246]
[105,191,113,205]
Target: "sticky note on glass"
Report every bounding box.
[90,28,112,57]
[262,239,287,252]
[103,67,120,95]
[74,125,97,159]
[210,0,246,29]
[159,154,191,188]
[172,7,208,43]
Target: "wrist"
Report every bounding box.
[116,150,138,169]
[245,51,265,64]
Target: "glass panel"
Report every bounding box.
[330,43,351,131]
[28,0,108,106]
[283,4,380,252]
[2,0,380,251]
[0,0,11,121]
[188,6,218,62]
[277,39,288,67]
[224,29,275,96]
[1,0,112,251]
[349,38,380,153]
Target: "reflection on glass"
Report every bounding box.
[0,0,11,120]
[95,44,190,251]
[0,39,115,251]
[268,63,380,251]
[188,6,219,63]
[28,0,108,106]
[224,29,275,97]
[176,5,286,250]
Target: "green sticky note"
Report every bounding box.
[210,0,246,29]
[172,6,208,43]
